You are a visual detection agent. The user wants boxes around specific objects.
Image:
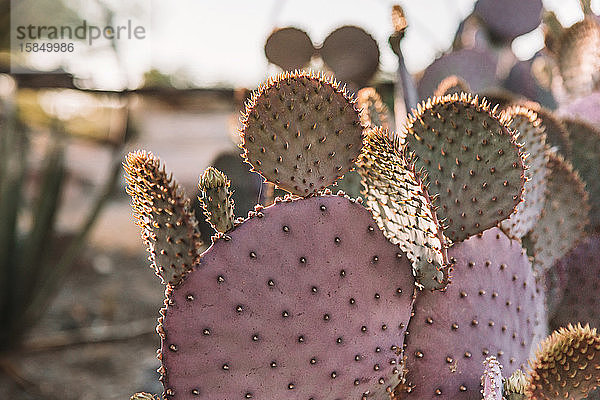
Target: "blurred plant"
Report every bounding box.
[0,85,132,351]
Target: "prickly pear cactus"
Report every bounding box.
[481,357,504,400]
[526,323,600,400]
[264,27,314,71]
[522,153,589,272]
[433,75,471,97]
[401,93,525,242]
[240,71,364,197]
[125,151,203,285]
[158,195,415,399]
[500,105,548,239]
[396,228,545,399]
[198,167,234,234]
[357,87,391,130]
[518,101,571,158]
[357,127,449,290]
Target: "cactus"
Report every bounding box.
[357,87,391,130]
[198,167,234,234]
[482,357,504,400]
[125,150,203,285]
[433,75,471,97]
[557,17,600,98]
[522,153,589,272]
[526,323,600,400]
[240,71,364,197]
[518,101,571,158]
[357,127,449,290]
[264,27,315,71]
[500,105,548,239]
[396,228,545,399]
[320,26,380,88]
[157,195,415,399]
[126,54,599,399]
[401,93,526,243]
[549,234,600,331]
[417,49,498,99]
[473,0,543,43]
[504,369,528,400]
[562,118,600,231]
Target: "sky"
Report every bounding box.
[15,0,598,90]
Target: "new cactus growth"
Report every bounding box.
[504,369,528,400]
[198,167,234,234]
[357,127,449,290]
[125,151,203,285]
[482,357,504,400]
[240,71,364,197]
[526,323,600,400]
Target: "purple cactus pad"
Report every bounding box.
[397,228,545,399]
[159,195,416,399]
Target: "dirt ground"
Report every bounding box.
[0,101,236,399]
[0,246,166,400]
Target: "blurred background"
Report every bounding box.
[0,0,598,398]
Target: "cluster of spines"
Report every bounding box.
[240,70,355,124]
[124,151,203,285]
[401,92,513,138]
[526,323,600,400]
[481,356,504,400]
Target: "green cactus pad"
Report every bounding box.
[433,75,471,97]
[240,71,364,197]
[401,93,526,242]
[522,153,589,272]
[519,101,571,158]
[264,27,315,71]
[526,323,600,400]
[199,167,235,234]
[357,87,391,130]
[357,127,449,290]
[563,118,600,231]
[557,17,600,98]
[125,151,204,286]
[500,105,549,239]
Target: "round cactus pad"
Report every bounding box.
[264,27,315,71]
[398,228,545,399]
[320,26,380,87]
[401,93,525,242]
[499,106,548,239]
[241,71,364,197]
[474,0,542,41]
[159,195,415,399]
